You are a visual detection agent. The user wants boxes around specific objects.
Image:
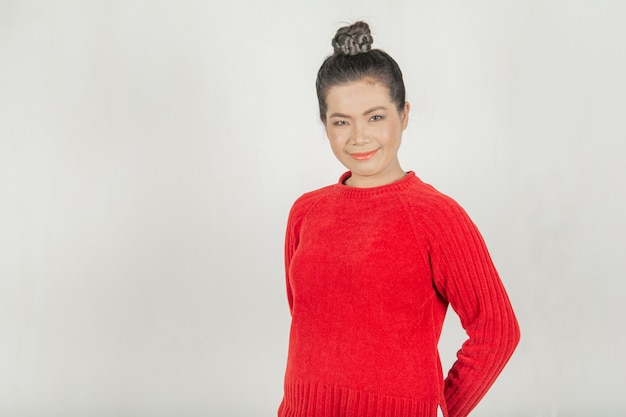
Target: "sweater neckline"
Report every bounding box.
[334,171,419,198]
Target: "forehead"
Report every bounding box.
[325,80,393,113]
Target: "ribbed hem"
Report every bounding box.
[279,381,439,417]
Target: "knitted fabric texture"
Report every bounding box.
[279,172,520,417]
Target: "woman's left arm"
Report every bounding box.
[430,199,521,417]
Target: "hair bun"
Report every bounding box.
[332,21,373,56]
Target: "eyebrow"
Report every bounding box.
[328,105,389,119]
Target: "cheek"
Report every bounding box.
[381,124,402,145]
[327,130,348,147]
[371,124,393,142]
[328,137,345,156]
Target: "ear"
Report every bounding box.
[401,102,410,130]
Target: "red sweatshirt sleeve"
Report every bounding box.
[283,192,319,315]
[284,205,299,315]
[430,198,520,417]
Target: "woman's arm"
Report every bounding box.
[431,199,520,417]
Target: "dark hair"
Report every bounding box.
[315,21,406,122]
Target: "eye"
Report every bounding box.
[334,120,348,126]
[370,115,384,121]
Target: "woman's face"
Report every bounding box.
[324,79,409,188]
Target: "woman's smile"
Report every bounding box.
[349,149,379,161]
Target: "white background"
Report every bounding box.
[1,1,625,416]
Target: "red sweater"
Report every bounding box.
[279,172,520,417]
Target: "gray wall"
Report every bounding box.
[1,1,625,416]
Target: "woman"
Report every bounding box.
[279,21,520,417]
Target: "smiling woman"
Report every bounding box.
[278,21,520,417]
[324,81,409,188]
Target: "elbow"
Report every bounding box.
[512,314,521,350]
[503,310,521,359]
[489,305,521,363]
[510,302,521,343]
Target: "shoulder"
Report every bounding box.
[287,184,335,226]
[401,176,468,219]
[398,176,480,244]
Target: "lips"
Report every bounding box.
[349,149,378,161]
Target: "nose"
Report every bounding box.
[352,121,369,145]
